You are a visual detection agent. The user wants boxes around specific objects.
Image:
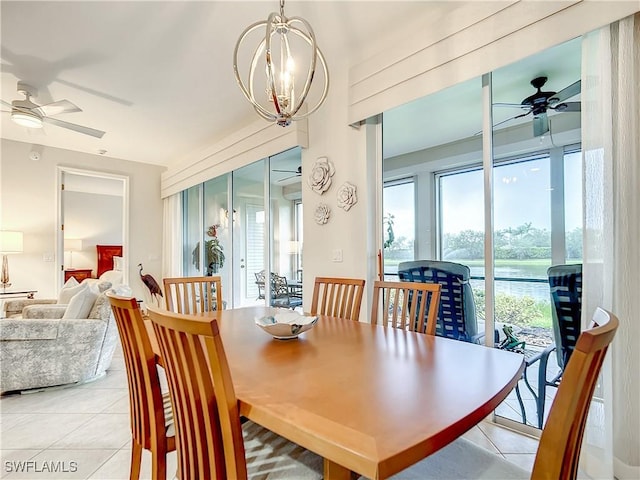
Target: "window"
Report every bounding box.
[382,179,415,277]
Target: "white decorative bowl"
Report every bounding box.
[255,310,318,340]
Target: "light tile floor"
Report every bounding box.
[1,345,540,479]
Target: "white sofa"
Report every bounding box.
[0,285,120,394]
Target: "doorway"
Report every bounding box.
[56,167,129,289]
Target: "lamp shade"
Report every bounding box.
[0,231,23,253]
[65,239,83,252]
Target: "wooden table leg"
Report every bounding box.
[324,458,354,480]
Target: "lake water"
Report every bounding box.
[386,262,551,303]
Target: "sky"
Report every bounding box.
[384,152,582,240]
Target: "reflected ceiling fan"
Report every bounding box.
[273,165,302,182]
[494,76,581,137]
[1,81,105,138]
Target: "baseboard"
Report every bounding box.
[614,457,640,480]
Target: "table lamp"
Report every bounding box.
[0,231,23,289]
[65,238,83,269]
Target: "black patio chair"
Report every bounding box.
[522,263,582,429]
[397,260,481,342]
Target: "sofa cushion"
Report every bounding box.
[22,305,67,319]
[88,292,111,321]
[63,288,98,319]
[0,319,60,340]
[58,282,87,304]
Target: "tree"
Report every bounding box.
[383,213,395,249]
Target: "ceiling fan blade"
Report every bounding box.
[533,113,549,137]
[493,103,530,109]
[1,99,12,108]
[43,117,105,138]
[473,111,531,135]
[552,101,581,113]
[549,80,581,104]
[278,174,298,183]
[272,169,298,173]
[35,99,82,117]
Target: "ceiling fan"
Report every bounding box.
[1,81,105,138]
[494,76,581,137]
[273,165,302,182]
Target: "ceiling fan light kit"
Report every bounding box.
[12,110,43,128]
[233,0,329,127]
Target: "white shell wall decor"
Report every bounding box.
[337,182,357,211]
[308,157,335,195]
[314,203,331,225]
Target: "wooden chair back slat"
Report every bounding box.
[147,306,248,480]
[311,277,365,322]
[531,307,618,480]
[371,280,441,335]
[107,293,175,480]
[163,276,223,315]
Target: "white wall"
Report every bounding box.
[0,139,165,300]
[301,54,375,319]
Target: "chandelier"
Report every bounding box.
[233,0,329,127]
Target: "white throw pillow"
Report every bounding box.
[63,276,79,288]
[99,270,123,285]
[113,256,124,271]
[58,282,87,304]
[110,284,133,297]
[81,278,113,294]
[62,287,98,319]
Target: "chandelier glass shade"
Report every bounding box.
[233,0,329,127]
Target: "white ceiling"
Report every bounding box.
[0,1,432,167]
[1,2,581,169]
[383,37,581,159]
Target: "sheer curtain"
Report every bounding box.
[162,193,183,278]
[581,12,639,480]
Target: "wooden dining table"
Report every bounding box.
[145,305,524,480]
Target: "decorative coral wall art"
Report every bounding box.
[337,182,357,211]
[337,182,358,212]
[308,157,335,195]
[314,203,331,225]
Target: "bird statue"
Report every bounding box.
[138,263,163,306]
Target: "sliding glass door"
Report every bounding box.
[381,36,582,430]
[232,160,266,307]
[181,146,303,309]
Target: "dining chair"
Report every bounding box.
[270,272,303,309]
[310,276,365,322]
[106,293,176,480]
[371,280,441,334]
[146,306,323,479]
[385,307,618,480]
[163,276,223,314]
